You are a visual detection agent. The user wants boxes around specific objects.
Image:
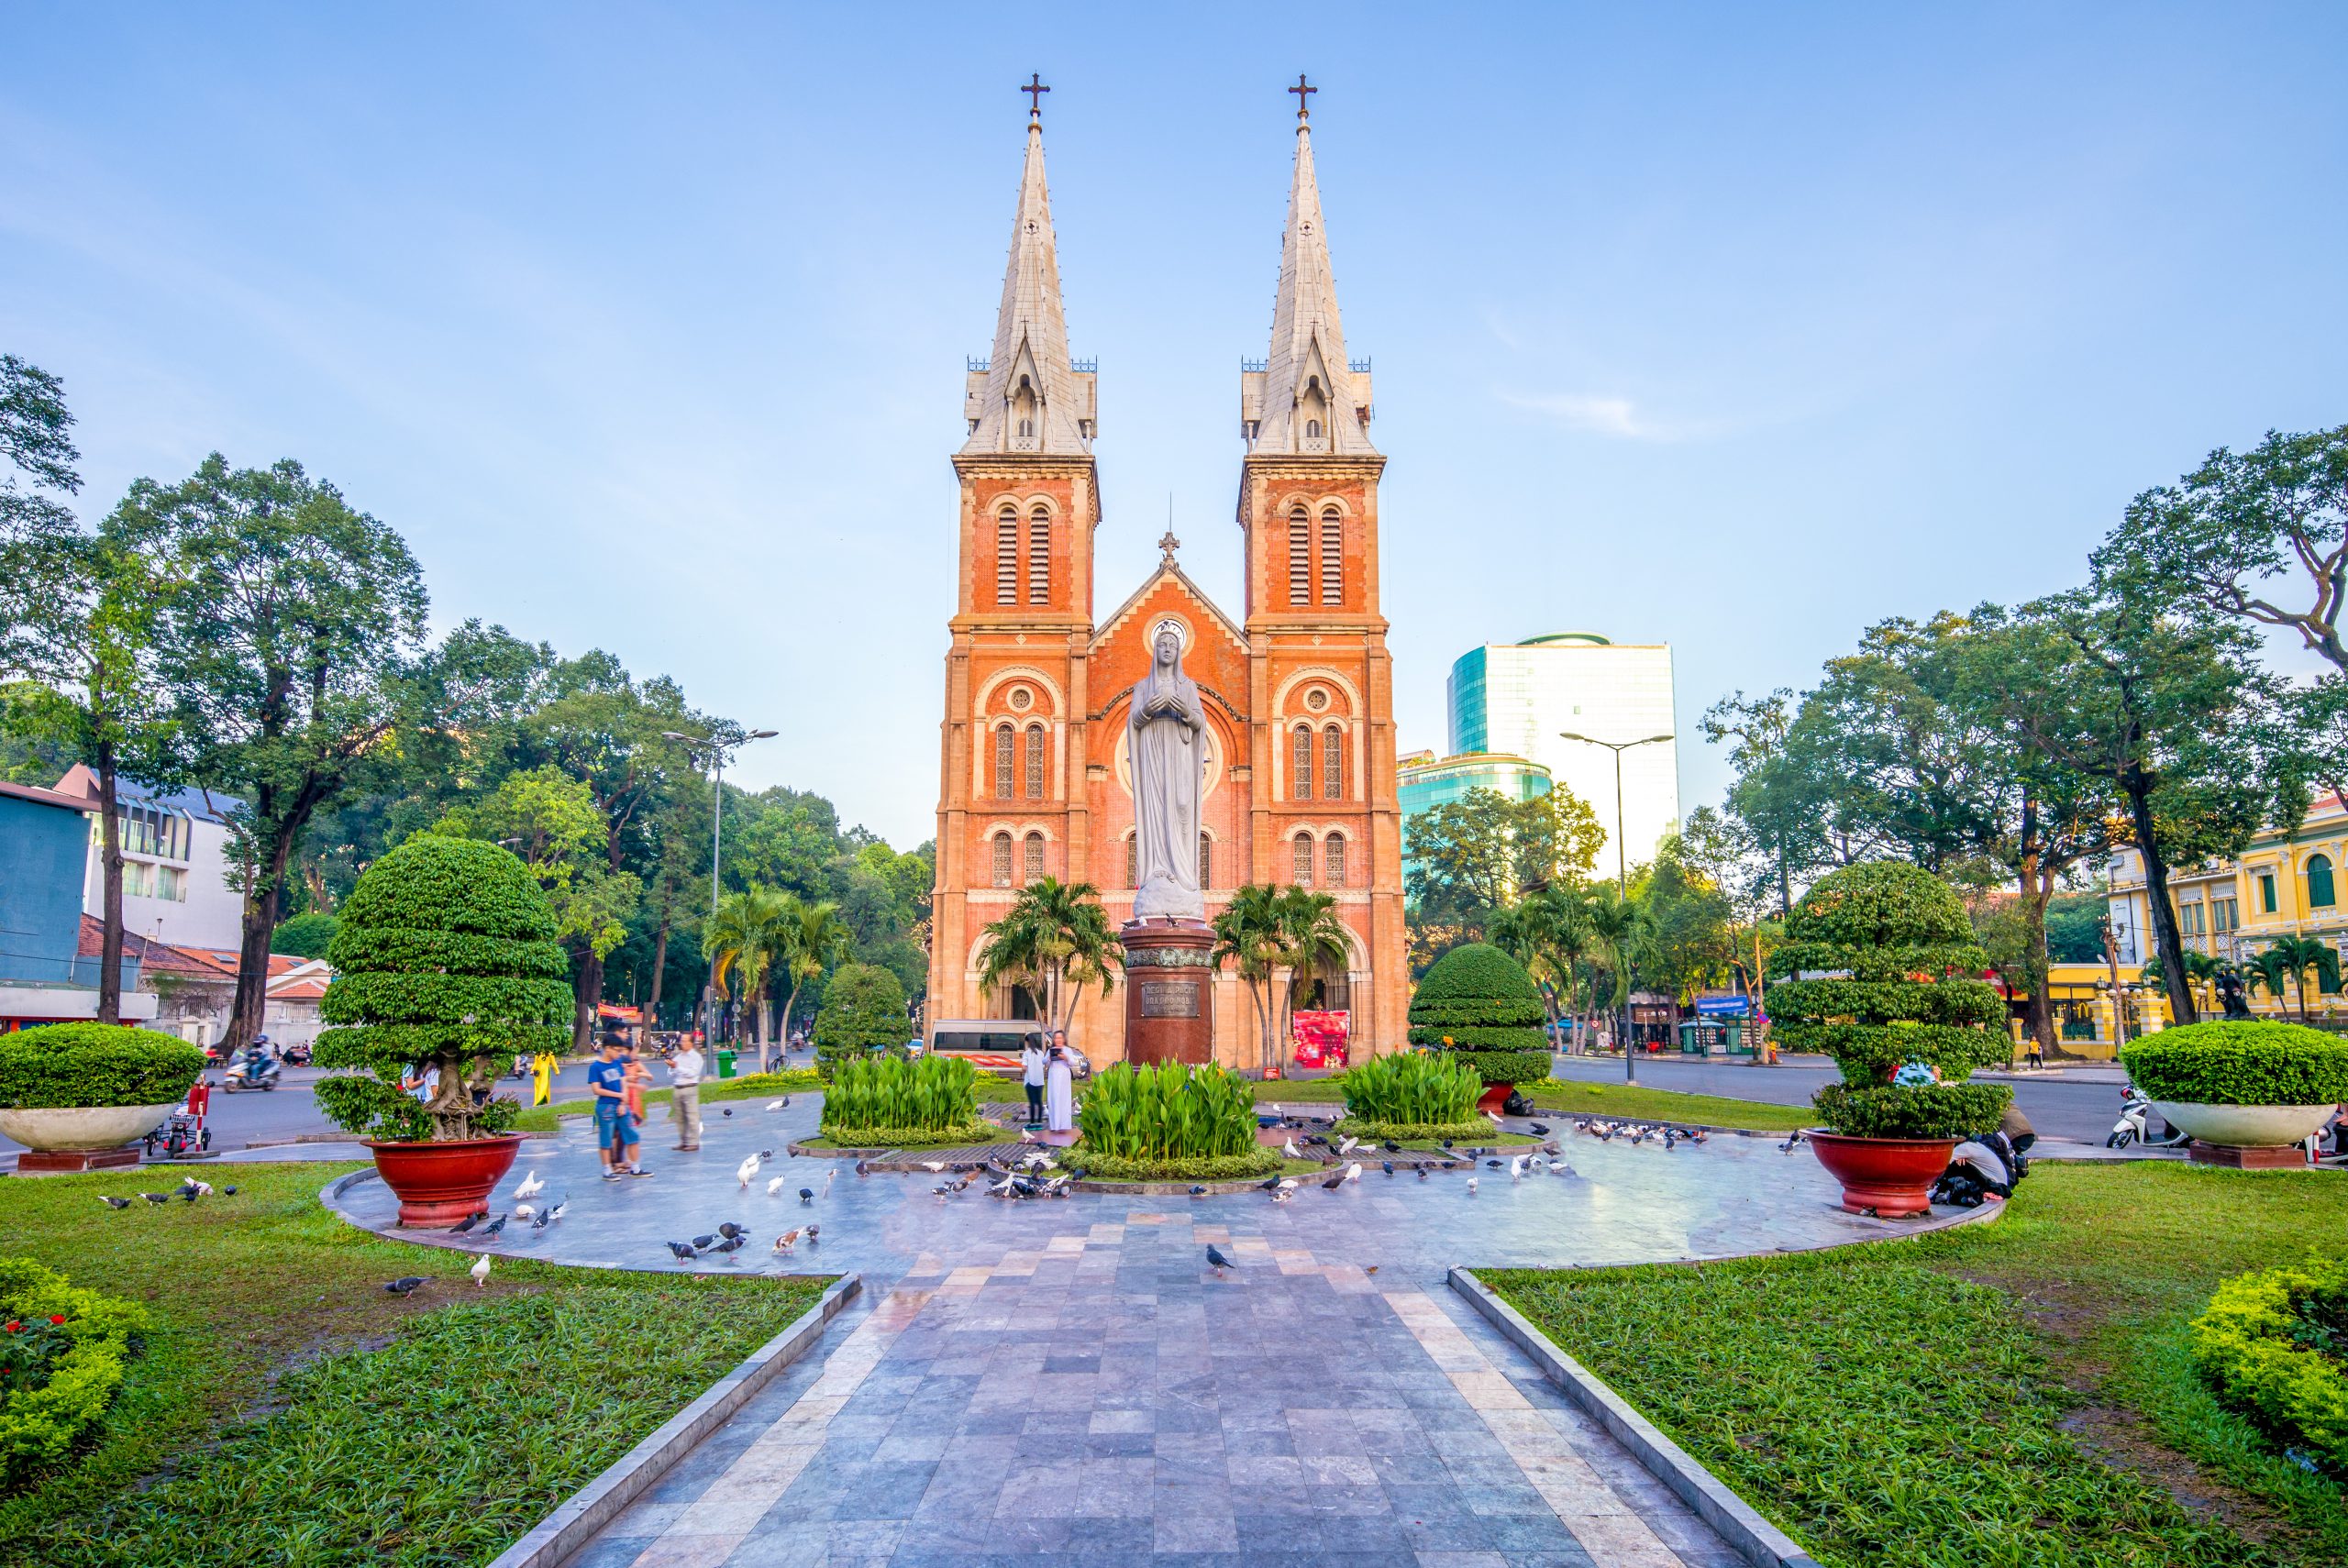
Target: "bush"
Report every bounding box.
[1767,863,2010,1136]
[819,1054,978,1135]
[811,963,909,1073]
[1340,1051,1479,1125]
[1076,1061,1258,1162]
[1070,1145,1285,1182]
[269,911,338,959]
[312,836,571,1143]
[1406,942,1547,1084]
[0,1257,150,1484]
[0,1024,203,1110]
[2122,1021,2348,1107]
[814,1121,1002,1149]
[1332,1116,1498,1143]
[2190,1253,2348,1473]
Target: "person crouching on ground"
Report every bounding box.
[1021,1037,1047,1125]
[670,1034,704,1151]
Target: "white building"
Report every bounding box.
[55,768,247,953]
[1446,633,1680,881]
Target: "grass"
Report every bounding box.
[0,1164,830,1568]
[509,1066,822,1132]
[1256,1074,1815,1132]
[1484,1162,2348,1567]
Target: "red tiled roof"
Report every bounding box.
[0,778,94,812]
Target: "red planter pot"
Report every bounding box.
[1476,1081,1515,1115]
[365,1134,525,1228]
[1804,1130,1956,1218]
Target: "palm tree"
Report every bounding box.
[1211,883,1287,1074]
[772,894,851,1072]
[1584,883,1650,1056]
[2141,950,2221,1016]
[1493,885,1594,1046]
[976,878,1119,1037]
[703,888,789,1064]
[1273,888,1353,1074]
[2243,937,2341,1023]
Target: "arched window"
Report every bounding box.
[1018,417,1035,439]
[1320,506,1343,604]
[1198,832,1213,890]
[1292,832,1314,887]
[1024,724,1045,801]
[991,833,1013,889]
[1125,833,1137,889]
[993,725,1014,800]
[1323,724,1344,801]
[1023,832,1046,886]
[1324,832,1346,889]
[1290,724,1313,801]
[1288,505,1311,604]
[2309,853,2336,909]
[995,507,1018,603]
[1306,419,1322,439]
[1028,505,1051,604]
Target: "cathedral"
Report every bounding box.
[926,83,1407,1068]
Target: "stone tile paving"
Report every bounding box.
[327,1099,1953,1566]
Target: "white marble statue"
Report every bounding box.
[1128,621,1206,922]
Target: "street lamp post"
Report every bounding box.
[664,727,778,1049]
[1556,730,1675,1083]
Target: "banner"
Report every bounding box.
[1290,1010,1350,1068]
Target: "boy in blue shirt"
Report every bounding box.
[588,1038,631,1180]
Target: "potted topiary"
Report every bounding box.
[1407,943,1554,1114]
[311,835,573,1226]
[0,1023,205,1172]
[2121,1020,2348,1167]
[1767,863,2013,1216]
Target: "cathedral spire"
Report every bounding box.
[1244,76,1373,457]
[964,79,1095,456]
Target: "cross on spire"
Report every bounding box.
[1022,72,1050,118]
[1289,72,1316,122]
[1157,527,1181,565]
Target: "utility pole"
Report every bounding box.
[663,727,777,1050]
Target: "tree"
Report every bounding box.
[271,911,338,958]
[1490,883,1594,1033]
[1211,884,1287,1074]
[703,887,789,1064]
[772,893,851,1072]
[2243,936,2340,1024]
[1403,785,1603,933]
[1678,806,1781,1015]
[974,878,1117,1040]
[1702,688,1823,911]
[1583,883,1650,1051]
[811,961,909,1073]
[129,456,429,1056]
[1636,835,1736,1013]
[1272,887,1353,1073]
[0,356,172,1024]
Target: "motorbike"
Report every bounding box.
[2107,1086,2187,1149]
[219,1051,282,1093]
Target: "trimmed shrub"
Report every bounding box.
[820,1054,978,1135]
[1075,1061,1259,1162]
[1071,1146,1285,1182]
[1340,1051,1479,1126]
[2189,1253,2348,1473]
[811,963,910,1074]
[313,836,571,1143]
[2121,1021,2348,1107]
[0,1256,150,1483]
[0,1023,203,1110]
[815,1121,1002,1149]
[1407,943,1548,1087]
[1333,1116,1499,1144]
[1767,863,2011,1136]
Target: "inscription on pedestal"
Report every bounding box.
[1138,980,1201,1018]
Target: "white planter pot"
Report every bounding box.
[2152,1100,2337,1149]
[0,1103,179,1152]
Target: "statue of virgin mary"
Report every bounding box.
[1128,620,1206,922]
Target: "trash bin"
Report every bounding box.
[716,1047,737,1079]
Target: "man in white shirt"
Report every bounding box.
[670,1038,704,1152]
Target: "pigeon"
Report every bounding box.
[1320,1171,1345,1191]
[469,1253,492,1286]
[1467,1176,1479,1194]
[692,1233,718,1250]
[384,1275,427,1295]
[799,1187,814,1204]
[1485,1159,1503,1169]
[773,1228,803,1253]
[98,1196,131,1209]
[823,1168,836,1197]
[1510,1156,1525,1182]
[532,1208,552,1230]
[140,1192,172,1205]
[989,1176,1016,1197]
[759,1149,773,1159]
[854,1159,870,1176]
[452,1212,485,1233]
[710,1235,748,1261]
[1486,1110,1504,1126]
[1779,1131,1807,1153]
[1416,1166,1429,1181]
[1530,1121,1551,1135]
[1343,1162,1362,1184]
[514,1169,545,1199]
[1276,1177,1299,1193]
[719,1221,746,1240]
[545,1200,568,1222]
[513,1202,536,1218]
[766,1098,789,1110]
[1337,1135,1358,1155]
[921,1161,947,1173]
[666,1241,699,1264]
[1257,1176,1282,1191]
[176,1187,199,1203]
[737,1154,764,1188]
[1440,1139,1455,1150]
[480,1214,509,1239]
[1383,1140,1401,1154]
[1206,1243,1235,1275]
[1282,1138,1303,1159]
[1020,1129,1038,1143]
[178,1177,213,1196]
[222,1186,238,1195]
[1381,1160,1395,1176]
[768,1176,788,1197]
[804,1224,818,1243]
[1663,1129,1680,1150]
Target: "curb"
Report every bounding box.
[1448,1267,1823,1568]
[482,1272,862,1568]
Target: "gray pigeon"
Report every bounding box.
[451,1212,484,1234]
[798,1187,814,1204]
[480,1214,508,1239]
[98,1196,131,1209]
[1206,1243,1235,1275]
[665,1241,698,1264]
[384,1276,427,1295]
[692,1233,717,1250]
[140,1192,172,1205]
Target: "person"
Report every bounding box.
[2021,1032,2045,1070]
[1044,1032,1075,1134]
[1999,1101,2037,1158]
[670,1034,704,1152]
[1021,1037,1047,1125]
[399,1060,437,1104]
[615,1044,653,1176]
[588,1036,630,1179]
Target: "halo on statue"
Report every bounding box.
[1149,615,1191,653]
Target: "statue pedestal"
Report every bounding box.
[1121,919,1216,1066]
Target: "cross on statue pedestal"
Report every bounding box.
[1022,73,1050,117]
[1289,73,1316,121]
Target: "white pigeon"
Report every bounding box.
[514,1202,536,1218]
[1343,1161,1362,1184]
[1336,1135,1358,1155]
[737,1154,763,1187]
[179,1177,214,1196]
[772,1227,803,1253]
[922,1160,947,1173]
[1282,1138,1303,1159]
[1510,1156,1525,1181]
[1276,1177,1300,1191]
[514,1169,544,1199]
[767,1175,787,1197]
[547,1201,569,1220]
[1485,1110,1504,1126]
[469,1253,491,1287]
[1467,1176,1479,1194]
[1019,1130,1038,1144]
[822,1167,836,1197]
[766,1099,787,1110]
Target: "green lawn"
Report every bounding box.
[0,1164,830,1568]
[1255,1074,1814,1132]
[509,1066,822,1132]
[1484,1163,2348,1567]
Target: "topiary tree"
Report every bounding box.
[1767,862,2012,1139]
[312,835,572,1143]
[812,961,909,1076]
[1406,942,1552,1088]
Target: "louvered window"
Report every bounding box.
[1324,833,1346,889]
[993,726,1013,800]
[1125,834,1137,889]
[1293,834,1314,887]
[995,508,1018,603]
[1288,507,1311,604]
[1291,725,1313,801]
[1024,725,1045,800]
[1320,507,1343,603]
[1028,507,1051,604]
[1324,725,1344,801]
[1198,833,1213,890]
[1023,832,1046,885]
[991,834,1013,888]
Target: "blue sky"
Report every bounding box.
[6,5,2343,849]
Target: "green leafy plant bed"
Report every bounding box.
[1338,1051,1479,1124]
[2122,1021,2348,1106]
[0,1260,149,1485]
[2191,1254,2348,1474]
[1068,1146,1285,1183]
[0,1025,203,1110]
[0,1164,830,1567]
[819,1055,978,1141]
[1076,1061,1260,1163]
[803,1121,1006,1150]
[1331,1117,1520,1145]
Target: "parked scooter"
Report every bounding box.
[2107,1086,2187,1149]
[219,1044,282,1093]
